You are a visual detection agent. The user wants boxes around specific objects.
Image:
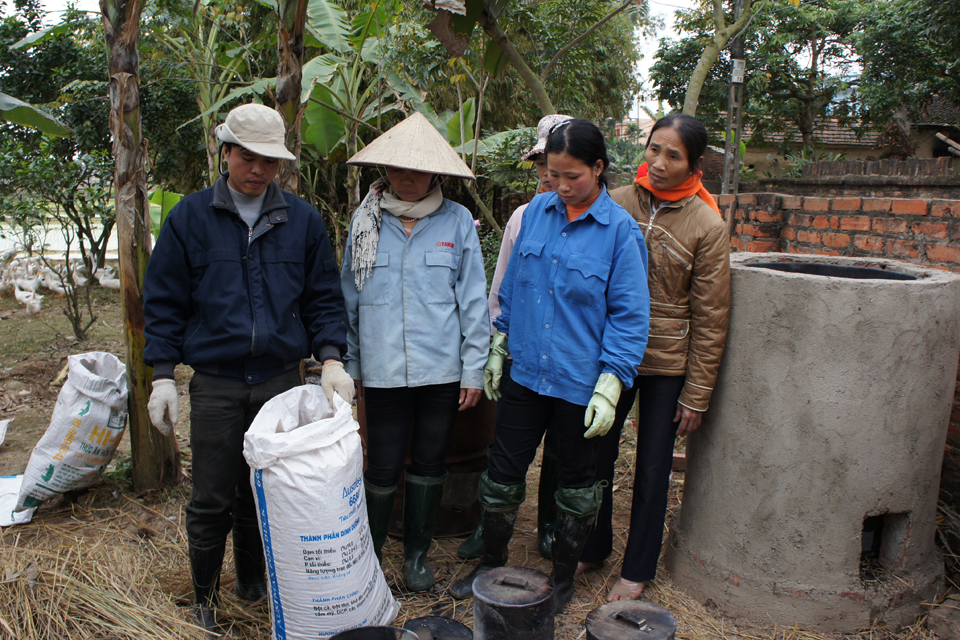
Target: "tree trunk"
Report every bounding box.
[276,0,306,194]
[682,0,757,117]
[101,0,181,492]
[478,11,555,116]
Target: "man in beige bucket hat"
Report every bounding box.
[142,102,352,636]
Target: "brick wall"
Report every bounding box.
[722,192,960,452]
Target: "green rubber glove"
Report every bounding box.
[584,373,622,439]
[483,332,510,401]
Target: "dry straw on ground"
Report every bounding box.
[0,420,949,639]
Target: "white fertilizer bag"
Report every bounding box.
[16,352,127,513]
[243,385,399,640]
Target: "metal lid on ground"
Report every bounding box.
[346,112,476,180]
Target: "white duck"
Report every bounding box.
[95,267,121,290]
[14,286,42,315]
[14,267,41,294]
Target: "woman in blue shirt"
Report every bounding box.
[341,113,489,593]
[450,119,651,613]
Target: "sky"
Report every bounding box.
[20,0,697,118]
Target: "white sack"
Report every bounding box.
[244,385,399,640]
[16,352,127,512]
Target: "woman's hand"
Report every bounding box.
[459,388,481,411]
[354,380,364,402]
[673,404,702,437]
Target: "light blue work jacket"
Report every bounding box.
[342,199,489,389]
[494,188,650,406]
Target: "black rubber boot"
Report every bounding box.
[457,520,483,559]
[449,472,525,599]
[365,478,397,562]
[403,472,446,592]
[232,517,268,602]
[551,483,603,614]
[188,538,226,638]
[537,451,560,560]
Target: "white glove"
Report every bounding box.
[147,378,178,437]
[584,373,622,439]
[321,360,355,405]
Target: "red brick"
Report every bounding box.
[803,197,830,212]
[729,237,745,251]
[912,222,948,239]
[840,216,871,231]
[863,198,891,212]
[797,230,820,244]
[832,197,862,211]
[891,199,929,215]
[780,228,796,241]
[746,239,779,253]
[853,236,883,252]
[717,194,735,207]
[822,232,850,248]
[741,223,773,238]
[873,218,907,234]
[751,209,783,223]
[932,200,960,217]
[782,196,803,210]
[812,215,839,229]
[886,238,919,258]
[819,248,842,256]
[737,194,757,206]
[787,245,815,254]
[927,243,960,264]
[789,213,814,227]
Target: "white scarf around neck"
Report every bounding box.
[349,178,444,290]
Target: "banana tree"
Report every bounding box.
[151,0,253,186]
[101,0,181,491]
[275,0,308,192]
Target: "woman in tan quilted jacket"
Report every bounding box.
[576,114,731,601]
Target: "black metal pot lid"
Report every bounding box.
[472,566,553,606]
[402,616,472,640]
[585,601,677,640]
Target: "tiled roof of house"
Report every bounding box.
[739,118,881,148]
[916,98,960,126]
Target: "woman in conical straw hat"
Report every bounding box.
[340,112,489,593]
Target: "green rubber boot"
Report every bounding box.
[537,450,560,559]
[402,472,446,592]
[364,479,397,562]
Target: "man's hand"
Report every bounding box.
[674,404,702,437]
[321,360,355,405]
[147,378,178,437]
[459,388,481,411]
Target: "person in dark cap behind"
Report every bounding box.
[142,102,352,636]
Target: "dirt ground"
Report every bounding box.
[0,292,951,639]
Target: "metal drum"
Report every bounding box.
[585,601,676,640]
[402,616,472,639]
[357,395,496,537]
[329,627,419,640]
[472,566,554,640]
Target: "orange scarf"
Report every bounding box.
[565,190,601,222]
[635,163,721,215]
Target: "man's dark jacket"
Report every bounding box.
[143,176,347,383]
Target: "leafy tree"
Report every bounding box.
[651,0,862,148]
[857,0,960,128]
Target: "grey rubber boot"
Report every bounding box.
[232,516,268,602]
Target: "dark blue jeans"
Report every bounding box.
[186,369,301,545]
[580,375,684,583]
[363,382,461,486]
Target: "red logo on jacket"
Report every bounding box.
[437,242,455,248]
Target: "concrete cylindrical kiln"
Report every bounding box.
[665,253,960,632]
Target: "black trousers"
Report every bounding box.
[579,375,684,582]
[363,382,461,487]
[186,369,301,545]
[486,369,600,490]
